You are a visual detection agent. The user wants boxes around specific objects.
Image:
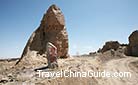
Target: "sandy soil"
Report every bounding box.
[0,54,138,85]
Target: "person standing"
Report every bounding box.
[46,42,58,69]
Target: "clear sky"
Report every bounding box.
[0,0,138,58]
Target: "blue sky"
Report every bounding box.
[0,0,138,58]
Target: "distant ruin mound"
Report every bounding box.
[100,41,120,53]
[126,30,138,57]
[96,30,138,57]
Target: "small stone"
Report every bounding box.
[0,78,8,84]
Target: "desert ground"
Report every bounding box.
[0,50,138,85]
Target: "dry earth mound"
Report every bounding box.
[16,4,69,66]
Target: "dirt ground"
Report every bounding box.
[0,53,138,85]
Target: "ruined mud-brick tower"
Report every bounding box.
[16,4,69,65]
